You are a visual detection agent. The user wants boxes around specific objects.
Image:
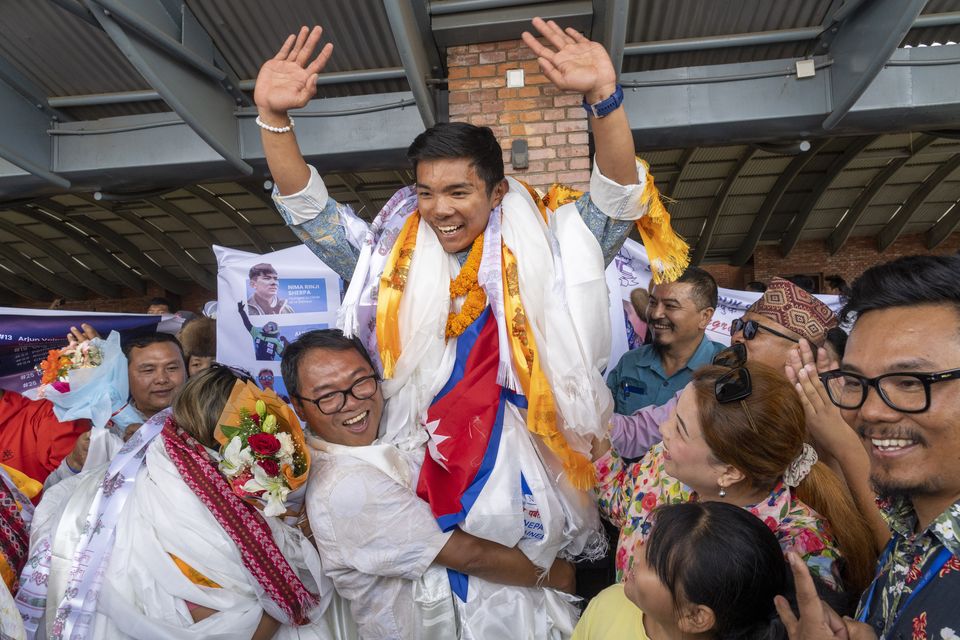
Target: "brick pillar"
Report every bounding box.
[447,40,591,192]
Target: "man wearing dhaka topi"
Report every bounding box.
[255,18,687,637]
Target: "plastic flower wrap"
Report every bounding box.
[214,381,310,517]
[33,332,128,430]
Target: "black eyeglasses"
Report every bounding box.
[819,368,960,413]
[295,374,380,415]
[730,318,800,344]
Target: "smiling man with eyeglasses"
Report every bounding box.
[280,329,576,638]
[776,255,960,640]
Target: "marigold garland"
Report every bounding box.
[446,234,487,339]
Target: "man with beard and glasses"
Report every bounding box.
[776,254,960,640]
[607,266,724,415]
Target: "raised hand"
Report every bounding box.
[254,26,334,120]
[785,340,850,455]
[775,553,849,639]
[521,17,617,103]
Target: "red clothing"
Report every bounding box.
[0,390,89,483]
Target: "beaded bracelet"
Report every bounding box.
[255,114,295,134]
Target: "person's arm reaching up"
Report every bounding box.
[521,18,637,186]
[254,26,332,196]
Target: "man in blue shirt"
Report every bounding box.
[607,267,725,414]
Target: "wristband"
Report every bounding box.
[581,84,624,119]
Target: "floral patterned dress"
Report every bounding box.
[594,443,841,588]
[857,496,960,640]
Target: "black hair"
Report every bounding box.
[148,296,172,308]
[787,275,817,294]
[646,502,789,639]
[824,327,848,359]
[745,281,768,293]
[406,122,505,195]
[824,274,851,297]
[248,262,278,280]
[841,254,960,324]
[122,332,185,363]
[673,266,719,310]
[280,329,376,399]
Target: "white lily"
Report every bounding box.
[219,437,253,477]
[241,463,290,517]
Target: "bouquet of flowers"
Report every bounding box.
[215,381,310,517]
[36,340,104,393]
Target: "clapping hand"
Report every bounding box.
[254,26,334,120]
[521,17,617,103]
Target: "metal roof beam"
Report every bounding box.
[691,148,755,266]
[12,205,147,294]
[0,258,55,301]
[819,0,928,130]
[925,198,960,249]
[0,64,71,192]
[0,93,430,199]
[0,240,86,299]
[82,0,252,176]
[432,0,592,48]
[625,27,821,57]
[339,173,379,220]
[384,0,441,128]
[185,186,274,253]
[779,135,876,257]
[0,212,121,298]
[144,196,220,248]
[731,140,828,266]
[593,0,629,75]
[665,148,695,199]
[619,47,960,150]
[37,198,191,295]
[827,134,937,254]
[78,195,216,290]
[877,154,960,251]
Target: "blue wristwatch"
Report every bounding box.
[582,84,624,118]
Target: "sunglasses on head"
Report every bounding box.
[730,318,800,344]
[711,349,759,432]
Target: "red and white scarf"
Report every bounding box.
[161,418,318,625]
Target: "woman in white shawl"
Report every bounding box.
[20,365,353,640]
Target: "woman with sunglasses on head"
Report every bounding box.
[21,364,350,639]
[574,502,847,640]
[593,359,877,596]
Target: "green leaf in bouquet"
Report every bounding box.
[220,424,243,440]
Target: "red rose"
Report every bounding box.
[248,433,280,455]
[258,459,280,476]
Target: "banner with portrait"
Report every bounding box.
[605,239,843,371]
[214,244,342,402]
[0,309,181,394]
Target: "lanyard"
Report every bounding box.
[858,536,953,635]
